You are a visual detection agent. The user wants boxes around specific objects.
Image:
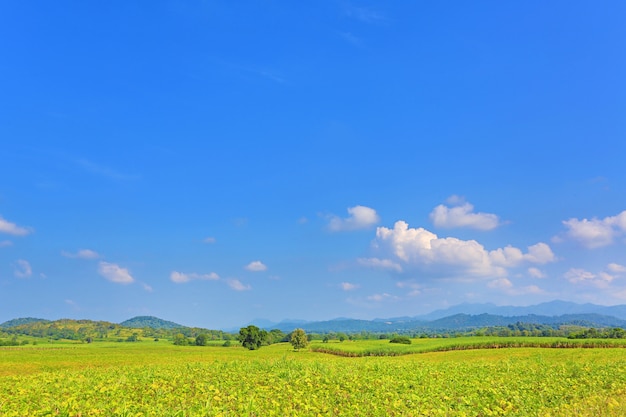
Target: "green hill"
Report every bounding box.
[0,317,50,328]
[120,316,184,329]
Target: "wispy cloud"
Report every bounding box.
[339,31,363,47]
[0,216,33,236]
[328,205,380,232]
[76,158,139,181]
[357,257,402,272]
[203,237,216,244]
[62,249,100,259]
[340,282,360,291]
[14,259,32,278]
[227,278,251,291]
[0,240,13,248]
[98,261,134,285]
[344,4,387,23]
[170,271,219,284]
[245,261,267,272]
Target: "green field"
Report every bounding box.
[2,339,626,416]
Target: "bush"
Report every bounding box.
[389,336,412,345]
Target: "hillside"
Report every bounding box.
[0,317,50,328]
[120,316,184,329]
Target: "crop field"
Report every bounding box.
[1,338,626,416]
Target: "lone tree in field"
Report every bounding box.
[238,325,267,350]
[290,328,309,351]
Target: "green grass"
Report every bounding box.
[310,336,626,357]
[1,339,626,416]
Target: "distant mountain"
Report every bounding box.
[120,316,184,329]
[0,317,50,328]
[263,311,626,334]
[418,301,626,321]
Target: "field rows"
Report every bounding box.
[1,341,626,416]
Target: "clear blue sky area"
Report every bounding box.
[1,1,625,329]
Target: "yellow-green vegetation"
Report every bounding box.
[1,339,626,416]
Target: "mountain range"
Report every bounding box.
[4,301,626,334]
[245,300,626,333]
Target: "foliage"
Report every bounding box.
[389,336,412,344]
[1,341,626,415]
[120,316,184,330]
[238,325,267,350]
[172,333,189,346]
[289,328,309,351]
[569,327,626,339]
[195,334,209,346]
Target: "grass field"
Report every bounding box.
[1,338,626,416]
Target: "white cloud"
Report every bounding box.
[328,205,380,232]
[528,267,546,279]
[98,261,134,285]
[142,283,153,292]
[227,278,251,291]
[488,278,544,295]
[608,263,626,273]
[357,257,403,272]
[488,278,513,290]
[430,200,501,230]
[366,293,399,302]
[0,240,12,248]
[340,282,360,291]
[62,249,100,259]
[374,221,555,279]
[170,271,219,284]
[203,237,216,244]
[560,210,626,248]
[0,216,32,236]
[245,261,267,272]
[564,268,614,288]
[14,259,32,278]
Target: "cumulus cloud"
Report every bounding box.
[528,267,546,279]
[98,261,134,285]
[62,249,100,259]
[170,271,219,284]
[559,210,626,248]
[340,282,359,291]
[245,261,267,272]
[430,199,501,230]
[373,221,555,279]
[0,216,32,236]
[227,278,251,291]
[357,257,403,272]
[328,205,380,232]
[14,259,32,278]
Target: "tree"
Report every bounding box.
[195,333,209,346]
[173,333,188,346]
[238,325,267,350]
[289,328,309,351]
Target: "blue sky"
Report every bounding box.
[1,1,625,329]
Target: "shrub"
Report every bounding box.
[389,336,411,345]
